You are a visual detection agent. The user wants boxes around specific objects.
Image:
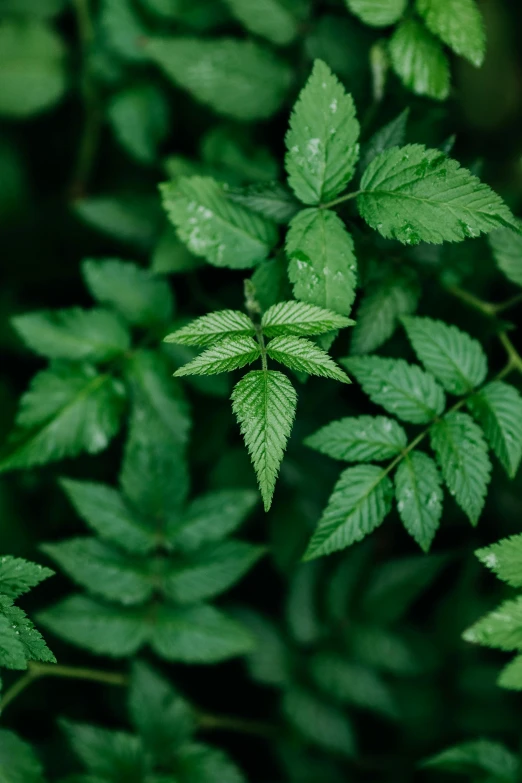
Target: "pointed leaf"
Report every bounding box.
[0,596,55,668]
[389,19,450,101]
[416,0,486,67]
[476,533,522,588]
[176,743,246,783]
[359,109,409,170]
[394,451,443,552]
[165,311,254,347]
[346,0,407,26]
[62,721,146,780]
[463,596,522,651]
[266,336,350,383]
[173,489,258,550]
[468,381,522,478]
[423,740,520,782]
[223,0,299,45]
[174,337,261,377]
[306,415,407,462]
[283,687,355,757]
[0,730,45,783]
[262,301,353,337]
[499,655,522,691]
[489,225,522,288]
[226,182,300,224]
[0,556,53,599]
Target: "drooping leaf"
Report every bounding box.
[146,37,291,120]
[358,145,519,244]
[174,337,261,377]
[346,0,407,27]
[266,336,350,383]
[422,740,520,782]
[306,415,407,462]
[402,316,488,394]
[0,556,53,599]
[416,0,486,67]
[161,176,277,268]
[489,224,522,288]
[476,533,522,589]
[394,451,443,552]
[305,464,394,559]
[285,59,360,205]
[231,370,297,510]
[262,301,354,337]
[0,730,46,783]
[343,356,445,424]
[468,382,522,478]
[286,208,357,316]
[223,0,299,45]
[389,19,450,101]
[430,411,491,524]
[226,182,301,224]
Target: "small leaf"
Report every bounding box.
[74,195,162,249]
[285,59,360,205]
[0,595,56,668]
[176,743,247,783]
[161,176,277,269]
[499,656,522,692]
[12,308,131,362]
[226,182,301,224]
[358,144,520,244]
[173,489,258,550]
[389,19,450,101]
[343,356,445,424]
[346,0,407,27]
[489,224,522,288]
[402,316,487,394]
[359,109,409,170]
[423,739,520,782]
[306,415,407,462]
[231,370,297,510]
[463,596,522,651]
[174,336,261,377]
[108,83,170,165]
[468,382,522,478]
[286,209,357,316]
[476,533,522,588]
[266,336,350,383]
[305,464,394,559]
[416,0,486,67]
[283,687,356,757]
[262,300,354,337]
[0,730,46,783]
[165,310,254,347]
[430,412,491,524]
[62,720,146,779]
[394,451,443,552]
[0,556,53,599]
[223,0,299,45]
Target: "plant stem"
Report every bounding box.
[493,291,522,314]
[198,712,278,738]
[255,323,268,371]
[320,190,362,210]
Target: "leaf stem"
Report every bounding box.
[320,190,362,210]
[197,711,278,738]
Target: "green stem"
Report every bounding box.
[197,712,278,738]
[255,323,268,372]
[492,291,522,314]
[320,190,362,210]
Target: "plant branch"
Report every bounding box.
[197,711,278,738]
[320,190,362,210]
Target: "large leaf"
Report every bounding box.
[468,382,522,478]
[266,336,350,383]
[358,144,518,244]
[286,59,360,205]
[346,0,407,26]
[389,19,450,101]
[146,37,291,120]
[286,208,357,316]
[306,415,407,462]
[223,0,299,44]
[173,336,261,376]
[0,730,46,783]
[231,370,297,510]
[165,310,254,346]
[430,412,491,524]
[489,225,522,288]
[305,464,394,559]
[394,451,443,552]
[416,0,486,67]
[161,176,277,268]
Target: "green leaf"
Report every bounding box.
[343,356,445,424]
[74,196,162,250]
[238,610,291,686]
[359,109,409,171]
[262,301,354,337]
[60,479,157,554]
[100,0,149,62]
[402,316,487,394]
[0,19,66,118]
[201,125,279,185]
[394,451,443,552]
[0,615,28,670]
[146,37,291,120]
[0,730,46,783]
[476,533,522,588]
[285,563,322,645]
[108,84,170,165]
[358,144,519,244]
[389,19,450,101]
[489,224,522,288]
[0,595,56,668]
[285,59,360,205]
[346,0,407,27]
[0,556,53,599]
[306,415,407,462]
[223,0,299,44]
[266,336,350,383]
[151,226,202,275]
[416,0,486,67]
[350,271,420,355]
[12,308,131,363]
[0,364,125,472]
[499,655,522,691]
[82,259,174,327]
[165,311,254,347]
[286,209,357,316]
[251,257,292,311]
[430,411,491,524]
[423,739,520,782]
[231,370,297,511]
[464,595,522,651]
[283,687,356,758]
[173,489,258,550]
[305,465,394,559]
[174,337,261,377]
[226,182,301,224]
[468,381,522,478]
[62,720,146,780]
[176,743,246,783]
[161,176,277,269]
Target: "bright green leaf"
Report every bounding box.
[389,19,450,101]
[476,533,522,589]
[489,224,522,288]
[0,730,46,783]
[223,0,299,45]
[306,415,407,462]
[174,337,261,377]
[346,0,407,27]
[416,0,486,67]
[266,336,350,383]
[226,182,300,224]
[0,556,53,600]
[468,381,522,478]
[262,300,354,338]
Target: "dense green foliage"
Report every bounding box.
[2,0,522,781]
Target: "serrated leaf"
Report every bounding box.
[176,743,246,783]
[0,729,46,783]
[262,301,354,337]
[165,311,254,347]
[416,0,486,67]
[351,272,420,355]
[359,109,409,171]
[283,687,356,757]
[0,614,28,669]
[489,224,522,288]
[231,370,297,511]
[285,59,360,205]
[343,356,445,424]
[423,740,520,782]
[173,489,258,550]
[430,411,491,524]
[389,19,450,101]
[402,316,487,394]
[146,37,291,120]
[476,533,522,588]
[108,84,170,165]
[82,259,174,327]
[286,209,357,316]
[223,0,298,44]
[305,465,394,559]
[174,337,261,377]
[346,0,407,27]
[0,364,125,472]
[12,308,131,363]
[468,382,522,478]
[394,451,443,552]
[463,596,522,651]
[161,176,277,269]
[0,556,53,599]
[0,595,56,668]
[226,182,300,224]
[266,336,350,383]
[306,415,407,462]
[358,144,519,245]
[499,655,522,691]
[62,720,146,780]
